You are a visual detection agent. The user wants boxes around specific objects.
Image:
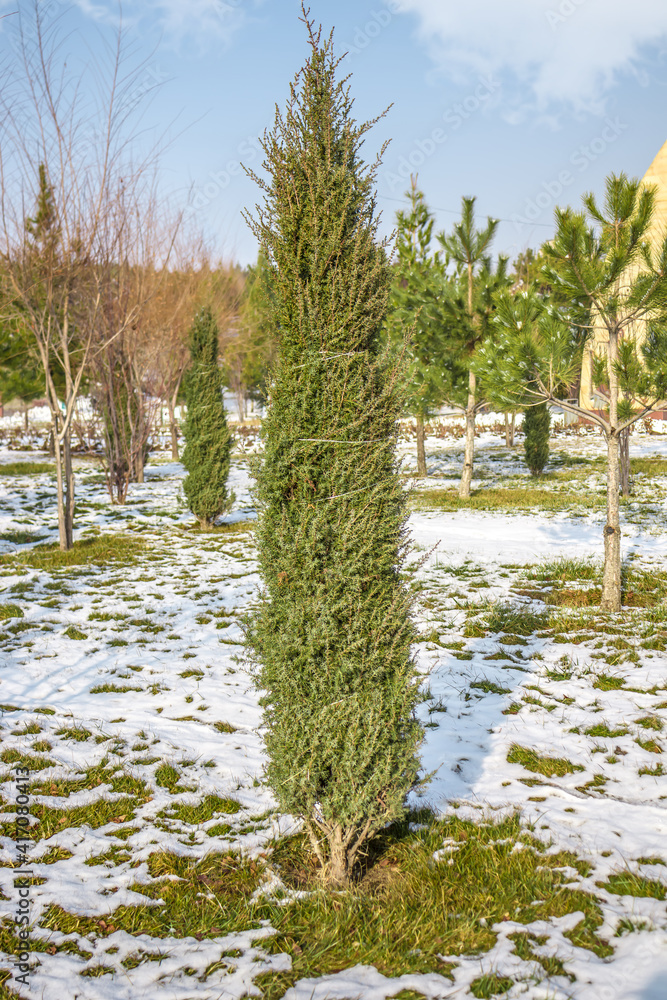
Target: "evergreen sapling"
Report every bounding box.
[244,10,424,887]
[182,307,234,528]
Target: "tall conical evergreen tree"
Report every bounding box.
[182,307,233,528]
[244,11,423,887]
[523,400,550,475]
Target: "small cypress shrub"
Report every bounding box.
[244,13,424,886]
[182,307,234,528]
[523,400,550,475]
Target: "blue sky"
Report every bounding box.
[3,0,667,267]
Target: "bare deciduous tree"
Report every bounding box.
[0,4,163,546]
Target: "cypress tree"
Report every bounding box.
[182,307,233,528]
[523,400,550,475]
[244,11,423,887]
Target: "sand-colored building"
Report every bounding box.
[579,140,667,419]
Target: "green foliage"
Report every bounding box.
[384,180,447,420]
[436,200,509,409]
[476,290,581,410]
[245,15,423,885]
[182,307,234,527]
[541,173,667,424]
[230,251,278,402]
[523,400,550,475]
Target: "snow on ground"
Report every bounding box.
[0,427,665,998]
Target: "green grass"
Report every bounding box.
[0,462,54,476]
[255,811,610,998]
[89,683,143,694]
[414,487,602,514]
[0,530,48,544]
[0,796,142,841]
[601,872,666,901]
[158,795,242,825]
[0,604,23,621]
[0,749,55,771]
[41,812,605,995]
[54,725,92,742]
[0,534,145,570]
[631,457,667,477]
[585,724,629,738]
[636,715,664,731]
[465,603,550,638]
[507,745,584,778]
[471,974,514,998]
[524,557,600,582]
[64,625,87,640]
[593,675,625,691]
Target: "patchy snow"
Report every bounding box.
[0,427,665,998]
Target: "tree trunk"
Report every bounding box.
[416,414,427,477]
[167,399,179,460]
[23,405,29,433]
[619,427,631,496]
[53,419,67,552]
[64,433,74,550]
[601,430,622,611]
[504,412,510,447]
[510,411,515,446]
[326,827,349,888]
[236,389,246,423]
[601,328,622,611]
[459,369,476,498]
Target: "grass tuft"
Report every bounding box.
[507,745,584,778]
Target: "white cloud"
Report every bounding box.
[396,0,667,116]
[65,0,252,50]
[146,0,247,48]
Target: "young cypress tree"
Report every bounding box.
[182,307,233,529]
[523,400,550,475]
[244,11,423,887]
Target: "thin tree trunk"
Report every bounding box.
[510,411,515,446]
[236,389,246,423]
[619,427,631,496]
[167,396,180,460]
[23,405,29,433]
[64,433,74,550]
[459,369,476,498]
[601,430,622,611]
[601,328,622,611]
[416,414,427,477]
[504,412,510,447]
[53,416,68,552]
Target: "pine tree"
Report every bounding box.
[182,307,234,528]
[477,174,667,613]
[385,178,447,477]
[244,10,423,887]
[523,400,550,475]
[437,199,507,497]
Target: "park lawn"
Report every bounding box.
[0,429,665,999]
